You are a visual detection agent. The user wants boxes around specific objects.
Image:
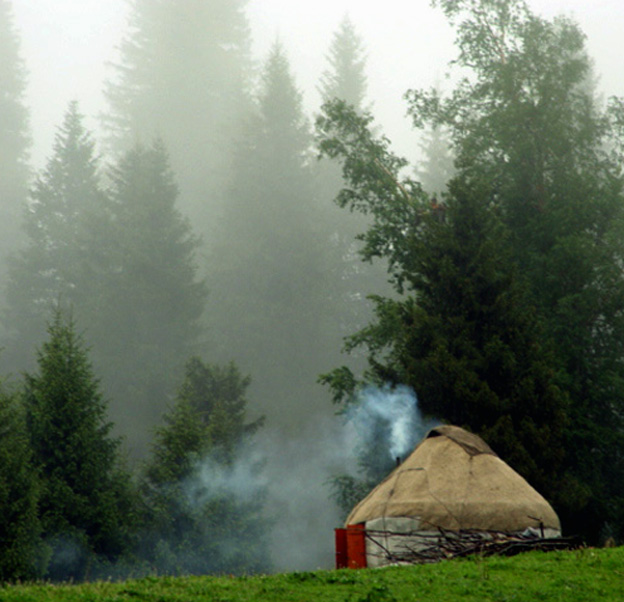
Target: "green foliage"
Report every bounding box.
[390,181,569,500]
[317,0,624,541]
[0,382,44,582]
[144,396,209,487]
[2,548,624,601]
[139,357,270,576]
[93,140,207,452]
[317,100,424,292]
[405,0,624,539]
[318,115,569,503]
[24,308,137,581]
[175,358,264,465]
[4,101,104,372]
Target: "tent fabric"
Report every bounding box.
[346,425,560,533]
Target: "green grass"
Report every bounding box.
[1,548,623,602]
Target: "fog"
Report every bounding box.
[15,1,624,168]
[3,0,624,575]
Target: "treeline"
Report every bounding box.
[319,0,624,544]
[0,1,384,455]
[1,0,624,581]
[0,0,384,581]
[0,306,269,581]
[0,0,387,581]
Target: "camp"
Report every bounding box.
[335,425,561,568]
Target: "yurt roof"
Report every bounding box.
[346,425,560,533]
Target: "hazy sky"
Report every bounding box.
[12,0,624,167]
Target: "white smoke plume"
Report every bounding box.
[345,385,435,462]
[182,384,436,573]
[185,449,268,507]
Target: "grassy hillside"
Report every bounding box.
[1,547,623,602]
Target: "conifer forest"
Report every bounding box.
[0,0,624,582]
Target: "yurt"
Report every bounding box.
[335,425,561,568]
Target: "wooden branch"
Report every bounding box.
[373,158,411,201]
[363,528,582,565]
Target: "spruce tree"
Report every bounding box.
[140,357,270,575]
[103,0,252,237]
[3,101,104,374]
[0,0,30,286]
[0,381,44,581]
[96,141,207,453]
[415,124,455,198]
[24,308,136,581]
[382,179,569,501]
[318,14,368,110]
[207,42,334,431]
[174,358,264,464]
[316,17,389,354]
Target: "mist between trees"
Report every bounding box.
[0,0,623,583]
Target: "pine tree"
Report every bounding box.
[0,0,30,286]
[207,42,333,431]
[4,107,206,459]
[140,357,270,575]
[316,16,389,352]
[415,124,455,197]
[102,0,252,237]
[3,102,104,374]
[24,308,136,581]
[318,14,368,110]
[0,381,44,581]
[96,141,207,453]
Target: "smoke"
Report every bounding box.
[175,384,435,573]
[345,385,433,462]
[185,449,268,507]
[39,384,433,579]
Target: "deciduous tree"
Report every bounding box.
[406,0,624,540]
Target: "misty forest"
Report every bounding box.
[0,0,623,583]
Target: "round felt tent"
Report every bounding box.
[336,425,561,568]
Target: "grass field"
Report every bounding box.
[1,547,622,602]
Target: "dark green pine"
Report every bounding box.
[24,308,136,580]
[140,357,270,576]
[0,384,43,582]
